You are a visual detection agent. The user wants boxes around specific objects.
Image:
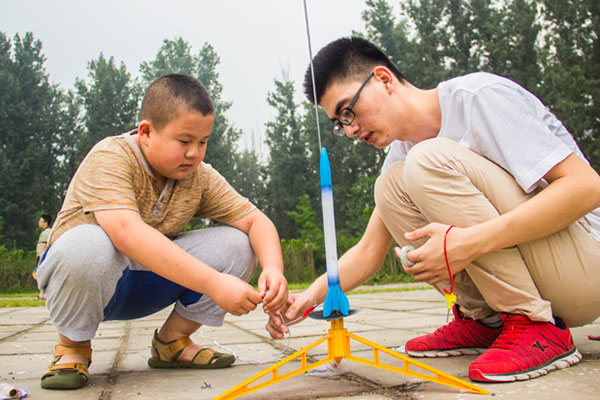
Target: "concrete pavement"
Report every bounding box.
[1,285,598,400]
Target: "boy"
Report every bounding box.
[267,37,600,383]
[37,74,287,390]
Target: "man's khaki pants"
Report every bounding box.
[374,138,600,327]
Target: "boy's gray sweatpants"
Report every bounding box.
[37,224,257,342]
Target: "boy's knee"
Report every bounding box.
[42,225,124,281]
[223,227,257,281]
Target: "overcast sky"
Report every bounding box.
[2,0,371,154]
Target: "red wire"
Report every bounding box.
[443,225,455,295]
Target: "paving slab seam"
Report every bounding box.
[0,317,50,343]
[0,308,29,316]
[364,308,444,314]
[224,320,317,360]
[580,351,599,360]
[98,320,131,400]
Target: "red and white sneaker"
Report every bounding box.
[469,314,582,382]
[405,305,502,358]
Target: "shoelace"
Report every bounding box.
[432,314,466,337]
[489,316,528,349]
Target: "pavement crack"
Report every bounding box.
[0,317,50,343]
[224,320,320,361]
[98,320,131,400]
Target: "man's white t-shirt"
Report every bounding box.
[382,72,600,241]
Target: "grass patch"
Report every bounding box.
[348,286,432,295]
[0,285,432,307]
[0,298,45,307]
[0,292,39,298]
[288,282,312,291]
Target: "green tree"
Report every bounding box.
[361,0,448,87]
[363,0,541,89]
[140,38,253,185]
[287,194,323,253]
[53,90,84,198]
[482,0,542,90]
[539,0,600,171]
[74,53,139,164]
[264,76,312,238]
[0,32,66,249]
[232,149,265,209]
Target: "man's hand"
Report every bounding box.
[265,290,319,339]
[258,268,288,314]
[398,223,476,285]
[208,273,262,316]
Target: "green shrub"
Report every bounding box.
[249,238,414,287]
[250,238,317,286]
[0,246,39,293]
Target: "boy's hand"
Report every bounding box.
[258,268,288,314]
[209,274,262,316]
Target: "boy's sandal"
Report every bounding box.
[41,343,92,390]
[147,329,235,369]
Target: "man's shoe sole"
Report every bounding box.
[469,348,582,382]
[407,347,487,358]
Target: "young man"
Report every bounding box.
[37,74,288,389]
[267,37,600,383]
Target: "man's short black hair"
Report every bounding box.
[139,74,214,130]
[303,37,407,104]
[40,213,52,225]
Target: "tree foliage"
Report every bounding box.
[74,53,139,164]
[362,0,598,172]
[0,33,68,248]
[1,0,598,276]
[263,76,311,238]
[140,38,246,186]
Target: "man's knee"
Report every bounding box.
[374,160,406,214]
[403,138,458,191]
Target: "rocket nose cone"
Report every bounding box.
[319,147,332,186]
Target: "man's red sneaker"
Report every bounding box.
[469,314,582,382]
[405,305,502,358]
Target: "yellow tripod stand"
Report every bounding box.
[213,316,488,399]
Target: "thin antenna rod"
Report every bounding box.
[302,0,322,150]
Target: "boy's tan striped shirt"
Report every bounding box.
[50,131,255,245]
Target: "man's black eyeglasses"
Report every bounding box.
[332,72,374,137]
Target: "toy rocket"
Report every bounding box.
[319,147,350,318]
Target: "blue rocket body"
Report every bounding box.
[319,148,350,318]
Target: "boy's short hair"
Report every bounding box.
[41,213,52,225]
[139,74,214,130]
[303,37,407,104]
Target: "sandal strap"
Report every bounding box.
[54,344,92,366]
[47,362,89,375]
[191,347,222,365]
[151,329,193,362]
